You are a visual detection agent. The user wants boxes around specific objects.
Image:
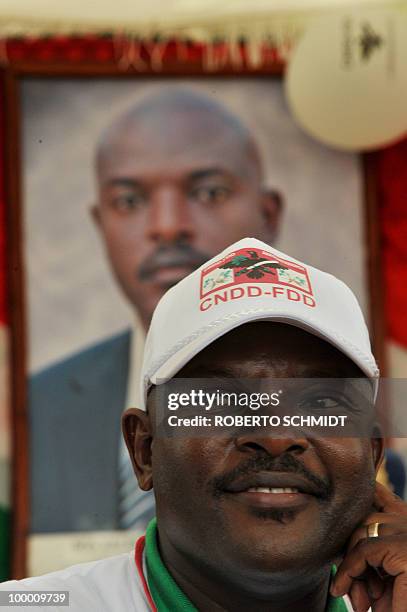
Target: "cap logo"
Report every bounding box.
[200,248,315,311]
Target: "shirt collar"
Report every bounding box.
[145,518,197,611]
[143,518,349,612]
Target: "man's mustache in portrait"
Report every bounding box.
[138,242,211,282]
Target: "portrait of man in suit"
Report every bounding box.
[28,88,282,535]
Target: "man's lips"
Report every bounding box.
[223,472,321,510]
[224,472,322,495]
[139,249,209,283]
[150,264,197,285]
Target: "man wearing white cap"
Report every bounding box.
[4,238,407,611]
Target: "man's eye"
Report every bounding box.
[300,396,341,410]
[111,193,145,212]
[190,185,231,205]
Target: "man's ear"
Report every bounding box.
[260,187,283,242]
[122,408,153,491]
[90,203,101,228]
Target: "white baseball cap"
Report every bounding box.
[140,237,379,410]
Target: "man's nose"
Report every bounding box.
[234,433,309,457]
[147,186,195,243]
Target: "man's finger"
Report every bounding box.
[392,574,407,612]
[365,568,385,601]
[374,482,407,514]
[349,580,370,612]
[371,582,393,612]
[331,536,407,596]
[347,518,407,553]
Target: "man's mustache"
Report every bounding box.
[211,453,332,500]
[138,243,211,281]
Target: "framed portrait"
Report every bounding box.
[3,40,385,578]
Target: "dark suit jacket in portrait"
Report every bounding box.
[29,331,132,533]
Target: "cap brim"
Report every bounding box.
[149,307,379,388]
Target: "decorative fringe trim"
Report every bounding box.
[0,11,313,69]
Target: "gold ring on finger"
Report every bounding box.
[366,522,380,538]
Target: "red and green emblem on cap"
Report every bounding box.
[200,248,315,312]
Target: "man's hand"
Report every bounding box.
[330,482,407,611]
